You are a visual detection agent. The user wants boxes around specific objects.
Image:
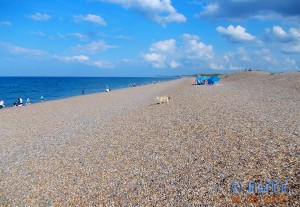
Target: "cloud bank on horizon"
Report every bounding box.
[0,0,299,76]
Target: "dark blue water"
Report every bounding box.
[0,77,177,107]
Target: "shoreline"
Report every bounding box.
[0,76,178,108]
[0,72,299,206]
[0,77,179,110]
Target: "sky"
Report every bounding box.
[0,0,300,77]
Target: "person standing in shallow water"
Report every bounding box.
[40,96,44,102]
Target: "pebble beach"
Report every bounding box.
[0,71,299,206]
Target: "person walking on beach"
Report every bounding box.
[0,100,4,109]
[26,98,31,105]
[40,96,44,102]
[106,85,110,92]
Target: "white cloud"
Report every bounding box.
[71,41,117,53]
[53,54,114,68]
[216,25,256,43]
[273,26,288,39]
[140,34,300,72]
[290,28,300,40]
[209,63,224,70]
[142,34,214,69]
[182,34,214,59]
[198,3,219,16]
[74,14,106,26]
[0,21,12,26]
[169,60,181,68]
[0,42,46,57]
[196,0,300,22]
[68,33,88,41]
[142,53,166,68]
[266,26,300,42]
[11,47,45,56]
[237,47,250,61]
[254,49,273,62]
[142,39,177,68]
[150,39,176,53]
[54,55,90,62]
[91,60,114,68]
[265,26,300,54]
[282,43,300,54]
[100,0,186,25]
[30,12,51,21]
[219,46,300,71]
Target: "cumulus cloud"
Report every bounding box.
[182,34,214,59]
[71,41,117,53]
[266,26,300,43]
[29,12,51,21]
[0,21,12,26]
[74,14,106,26]
[142,34,214,69]
[143,53,166,68]
[199,3,219,16]
[99,0,186,25]
[219,46,300,71]
[265,26,300,54]
[142,34,300,71]
[196,0,300,21]
[169,60,181,68]
[216,25,256,43]
[150,39,176,52]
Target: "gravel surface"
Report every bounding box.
[0,71,299,206]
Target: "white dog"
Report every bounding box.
[156,96,170,104]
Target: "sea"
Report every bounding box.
[0,77,177,107]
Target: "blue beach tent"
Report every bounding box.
[195,76,208,85]
[208,76,220,84]
[195,76,220,85]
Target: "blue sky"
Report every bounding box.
[0,0,300,76]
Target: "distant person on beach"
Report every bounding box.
[18,97,23,106]
[0,100,4,109]
[81,87,85,95]
[40,96,44,102]
[106,85,110,92]
[26,98,31,105]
